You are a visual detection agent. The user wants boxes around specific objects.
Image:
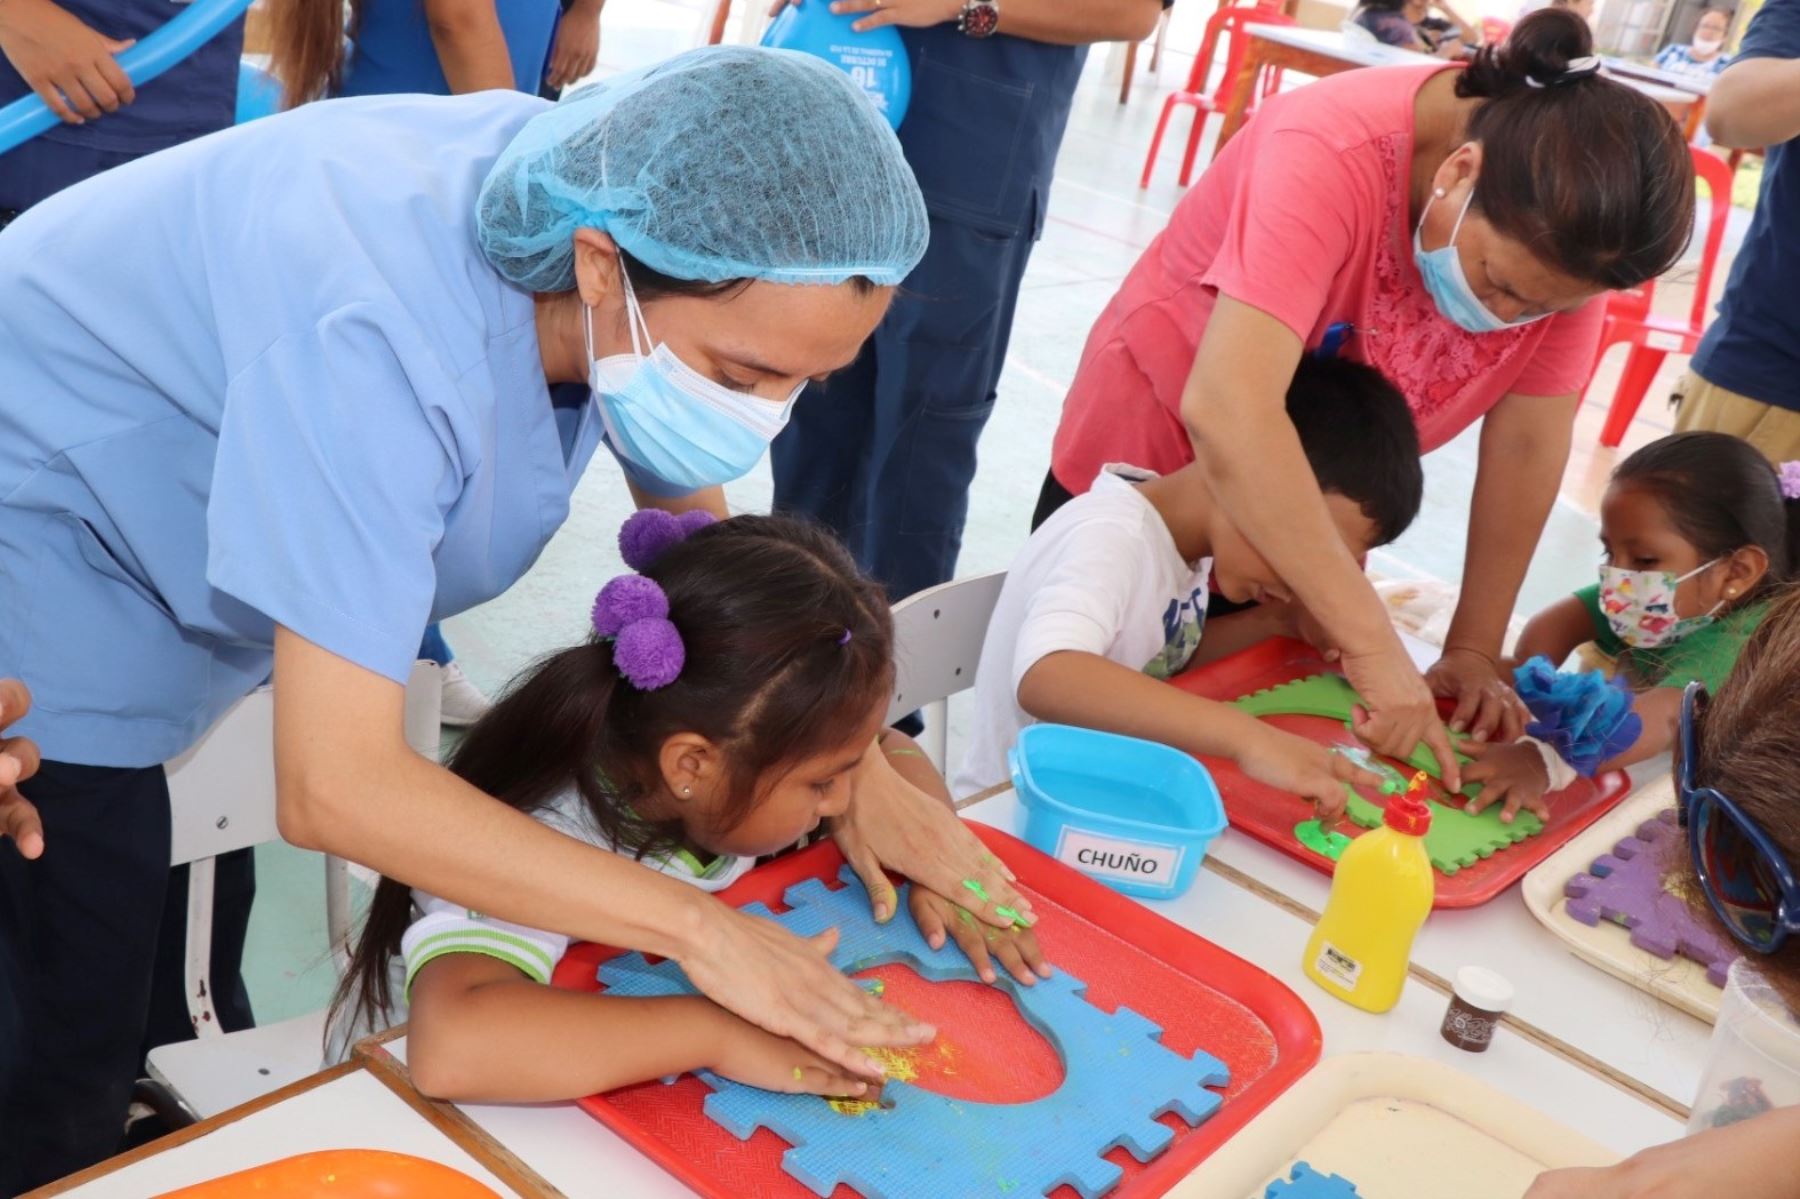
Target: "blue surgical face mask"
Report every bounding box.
[587,264,802,495]
[1413,187,1552,335]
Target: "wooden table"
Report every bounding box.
[25,1060,557,1198]
[1212,25,1702,162]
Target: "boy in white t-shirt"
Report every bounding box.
[955,357,1424,820]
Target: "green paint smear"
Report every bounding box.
[962,878,991,903]
[955,908,976,929]
[1294,820,1352,861]
[993,905,1026,928]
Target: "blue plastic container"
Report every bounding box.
[1009,724,1227,900]
[761,2,910,129]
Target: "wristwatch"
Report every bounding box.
[958,0,1000,38]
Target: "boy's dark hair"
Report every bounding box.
[1287,355,1424,548]
[331,514,894,1036]
[1614,431,1798,595]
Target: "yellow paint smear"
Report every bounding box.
[828,1045,921,1116]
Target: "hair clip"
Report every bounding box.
[1780,461,1800,500]
[838,627,853,646]
[619,508,718,573]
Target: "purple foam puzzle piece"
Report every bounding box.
[1562,808,1738,987]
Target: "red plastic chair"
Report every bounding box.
[1480,16,1512,44]
[1140,1,1294,189]
[1586,146,1735,447]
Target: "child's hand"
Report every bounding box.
[1461,740,1551,824]
[909,886,1052,987]
[1239,727,1381,830]
[709,1009,879,1099]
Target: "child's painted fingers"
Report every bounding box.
[910,892,949,951]
[843,840,898,923]
[945,907,997,984]
[991,931,1046,986]
[788,1058,872,1098]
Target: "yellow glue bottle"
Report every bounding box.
[1302,774,1435,1013]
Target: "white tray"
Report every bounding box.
[1172,1053,1617,1198]
[1520,776,1728,1024]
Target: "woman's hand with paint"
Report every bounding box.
[0,0,135,124]
[833,743,1033,932]
[0,680,44,860]
[1238,725,1376,832]
[909,885,1051,988]
[705,1004,879,1099]
[1460,740,1552,824]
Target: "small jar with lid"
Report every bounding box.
[1441,966,1515,1053]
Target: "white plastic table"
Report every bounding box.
[31,1064,529,1198]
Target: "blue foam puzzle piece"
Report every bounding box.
[1265,1161,1360,1198]
[598,866,1231,1199]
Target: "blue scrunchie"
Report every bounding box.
[1512,655,1643,777]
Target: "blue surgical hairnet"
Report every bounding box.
[477,46,928,291]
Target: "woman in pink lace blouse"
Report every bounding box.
[1040,10,1693,770]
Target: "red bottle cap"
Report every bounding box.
[1384,794,1432,836]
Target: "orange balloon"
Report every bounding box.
[158,1149,504,1198]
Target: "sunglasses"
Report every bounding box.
[1677,682,1800,954]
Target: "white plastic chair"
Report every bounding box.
[885,573,1006,774]
[144,662,441,1121]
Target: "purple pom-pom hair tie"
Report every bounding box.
[592,574,685,690]
[1780,460,1800,501]
[838,628,853,646]
[618,507,718,572]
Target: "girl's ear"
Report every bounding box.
[1719,544,1770,604]
[657,731,722,803]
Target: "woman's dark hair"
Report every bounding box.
[1613,431,1799,594]
[1287,356,1424,548]
[1677,586,1800,1007]
[1358,0,1408,12]
[1455,9,1696,290]
[332,514,894,1033]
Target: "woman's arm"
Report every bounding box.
[421,0,517,94]
[406,952,871,1102]
[1187,605,1294,668]
[1511,596,1597,670]
[1706,57,1800,148]
[1526,1105,1800,1199]
[1430,391,1576,740]
[271,628,925,1078]
[1181,297,1460,784]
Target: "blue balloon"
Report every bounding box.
[761,2,910,130]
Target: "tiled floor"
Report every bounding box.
[241,4,1753,1023]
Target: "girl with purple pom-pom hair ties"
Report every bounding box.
[1463,433,1800,823]
[331,511,1049,1105]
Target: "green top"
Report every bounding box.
[1574,584,1770,692]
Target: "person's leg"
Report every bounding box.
[1672,369,1800,463]
[0,762,170,1192]
[771,342,881,561]
[860,217,1038,602]
[1029,469,1076,532]
[418,623,453,667]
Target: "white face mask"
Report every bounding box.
[1692,34,1726,54]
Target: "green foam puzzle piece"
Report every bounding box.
[1235,673,1542,875]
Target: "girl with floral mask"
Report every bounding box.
[1462,433,1800,823]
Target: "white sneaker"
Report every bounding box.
[439,662,493,727]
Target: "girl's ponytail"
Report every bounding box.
[268,0,362,109]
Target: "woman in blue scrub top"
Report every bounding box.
[0,46,1026,1190]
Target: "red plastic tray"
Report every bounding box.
[552,824,1322,1199]
[1170,637,1632,909]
